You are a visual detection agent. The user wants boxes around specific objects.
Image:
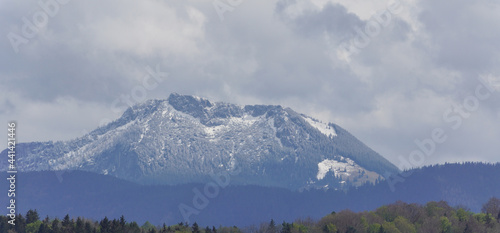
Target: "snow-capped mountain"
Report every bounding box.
[1,93,399,190]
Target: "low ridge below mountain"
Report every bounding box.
[1,163,497,226]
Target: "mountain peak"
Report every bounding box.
[1,93,400,190]
[168,93,213,109]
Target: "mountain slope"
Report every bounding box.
[1,93,399,190]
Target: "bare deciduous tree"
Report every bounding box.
[481,197,500,219]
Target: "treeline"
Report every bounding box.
[250,198,500,233]
[2,197,500,233]
[254,197,500,233]
[0,211,241,233]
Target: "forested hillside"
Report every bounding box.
[2,197,500,233]
[1,163,498,226]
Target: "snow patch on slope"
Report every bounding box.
[303,116,337,137]
[203,114,259,139]
[316,156,356,180]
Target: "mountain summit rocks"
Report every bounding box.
[1,93,399,190]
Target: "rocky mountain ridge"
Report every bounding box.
[1,93,399,190]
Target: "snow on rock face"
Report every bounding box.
[1,94,396,190]
[203,115,259,139]
[317,157,354,180]
[316,156,381,187]
[303,116,337,137]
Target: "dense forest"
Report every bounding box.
[2,197,499,233]
[3,162,499,226]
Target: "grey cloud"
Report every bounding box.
[0,0,499,168]
[418,0,500,73]
[277,1,364,39]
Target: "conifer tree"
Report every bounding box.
[52,218,62,233]
[192,222,200,233]
[100,216,110,233]
[26,209,40,224]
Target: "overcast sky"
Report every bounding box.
[1,0,499,169]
